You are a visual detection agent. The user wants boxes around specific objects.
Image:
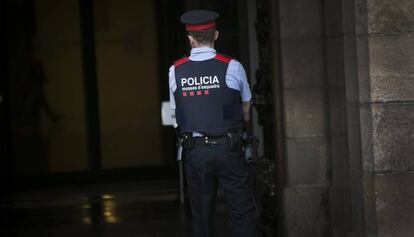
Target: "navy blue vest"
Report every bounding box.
[174,54,244,136]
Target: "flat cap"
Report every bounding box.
[180,10,219,31]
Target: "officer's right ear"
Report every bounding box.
[188,34,197,48]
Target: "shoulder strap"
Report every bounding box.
[214,53,232,64]
[174,56,189,67]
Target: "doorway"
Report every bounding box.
[3,0,272,184]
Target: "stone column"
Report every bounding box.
[278,0,331,236]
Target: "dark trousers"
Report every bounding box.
[185,144,257,237]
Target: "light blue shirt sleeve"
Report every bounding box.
[169,65,177,109]
[168,58,252,110]
[226,59,252,102]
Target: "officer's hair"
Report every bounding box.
[188,28,216,44]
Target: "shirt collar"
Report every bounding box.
[190,47,216,56]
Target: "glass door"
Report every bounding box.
[93,0,168,169]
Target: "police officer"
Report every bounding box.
[169,10,257,237]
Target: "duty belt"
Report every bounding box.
[193,136,228,146]
[178,132,258,163]
[180,132,244,149]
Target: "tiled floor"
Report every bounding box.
[0,180,231,237]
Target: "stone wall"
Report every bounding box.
[324,0,414,236]
[276,0,414,236]
[349,0,414,236]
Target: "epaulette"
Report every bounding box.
[173,56,189,67]
[214,53,232,63]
